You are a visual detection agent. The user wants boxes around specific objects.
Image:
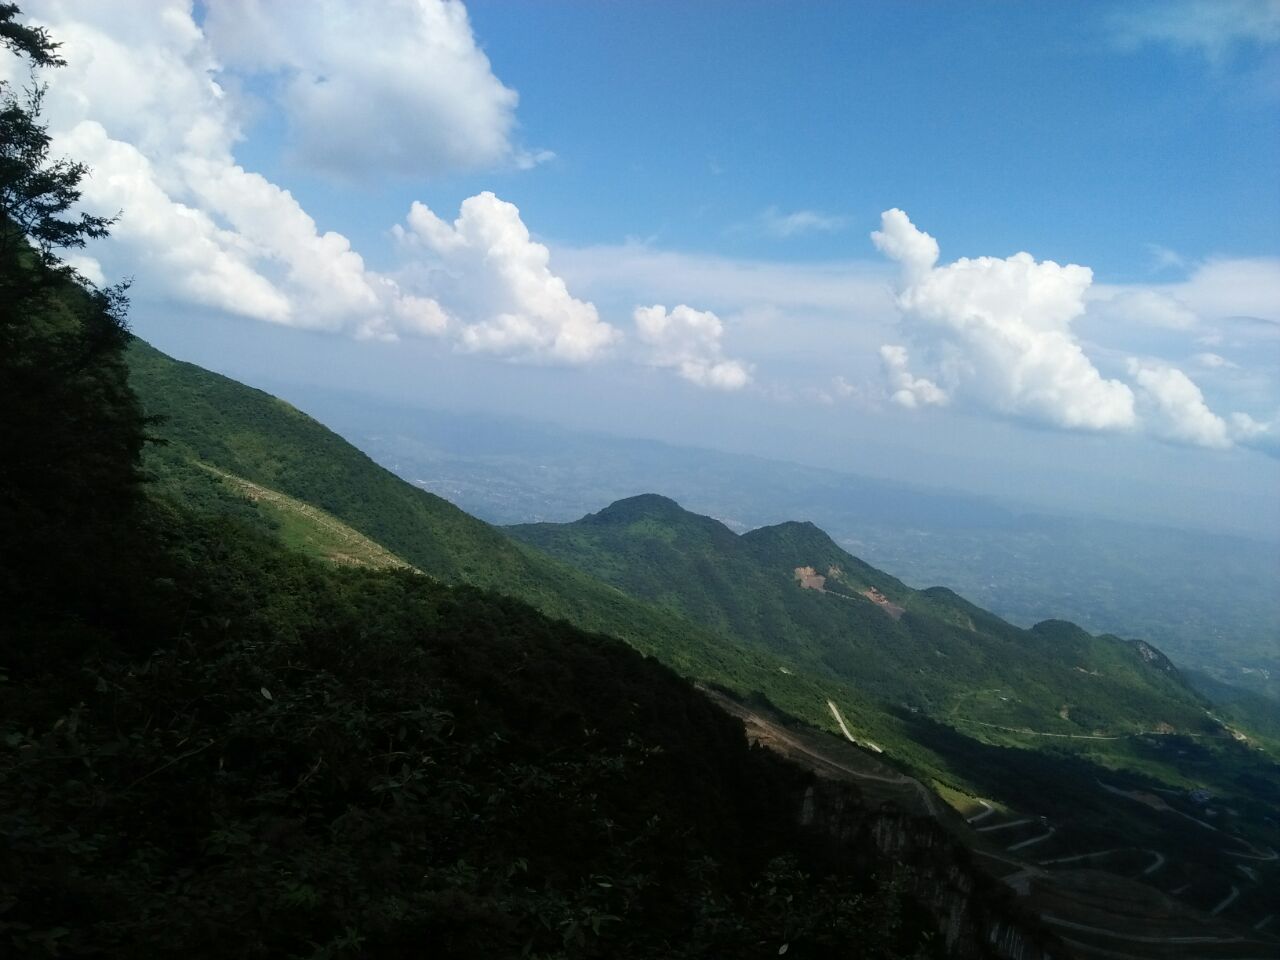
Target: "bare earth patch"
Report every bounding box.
[794,565,827,591]
[860,585,906,620]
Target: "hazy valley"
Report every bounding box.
[277,388,1280,707]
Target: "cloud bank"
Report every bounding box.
[395,193,619,364]
[8,0,521,341]
[873,208,1136,432]
[5,3,740,378]
[5,5,1271,444]
[633,304,751,390]
[203,0,540,177]
[873,209,1271,450]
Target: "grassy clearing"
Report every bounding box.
[196,463,411,571]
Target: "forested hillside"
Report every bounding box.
[4,7,1277,955]
[122,333,1280,937]
[510,495,1210,737]
[296,394,1280,703]
[128,340,1251,778]
[123,341,1217,746]
[129,339,774,683]
[0,13,1056,955]
[12,489,1054,957]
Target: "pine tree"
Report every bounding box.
[0,2,147,617]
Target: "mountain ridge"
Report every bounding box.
[303,387,1279,699]
[509,493,1205,739]
[120,337,1280,948]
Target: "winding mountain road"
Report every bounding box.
[1212,885,1242,917]
[965,799,995,824]
[976,817,1034,833]
[720,696,940,819]
[827,699,857,742]
[1007,826,1055,852]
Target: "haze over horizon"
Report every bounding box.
[7,0,1279,536]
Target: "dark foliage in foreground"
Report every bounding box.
[0,11,974,955]
[4,496,953,958]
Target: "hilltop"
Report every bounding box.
[511,495,1209,737]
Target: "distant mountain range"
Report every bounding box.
[509,494,1204,739]
[263,383,1280,705]
[129,339,1217,753]
[118,338,1280,949]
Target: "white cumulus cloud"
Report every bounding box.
[395,193,619,364]
[879,345,947,409]
[1127,359,1231,448]
[7,0,455,340]
[633,304,752,390]
[871,208,940,283]
[202,0,538,177]
[872,208,1137,432]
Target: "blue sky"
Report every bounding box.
[460,0,1280,273]
[245,1,1280,275]
[9,0,1280,536]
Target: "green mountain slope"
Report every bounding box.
[508,498,1280,934]
[125,340,903,735]
[194,462,412,570]
[121,340,1280,942]
[128,338,1237,767]
[12,454,1044,957]
[509,495,1209,737]
[130,341,733,666]
[4,182,1052,953]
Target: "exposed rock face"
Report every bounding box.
[795,565,827,591]
[794,775,1060,958]
[859,585,906,620]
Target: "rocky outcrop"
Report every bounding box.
[795,778,1062,958]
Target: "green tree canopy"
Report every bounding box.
[0,2,145,618]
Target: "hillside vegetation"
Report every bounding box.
[125,342,1212,750]
[129,340,789,686]
[509,495,1210,738]
[5,21,1038,952]
[301,394,1280,702]
[12,491,1022,957]
[126,341,1280,852]
[507,497,1280,936]
[4,10,1275,954]
[124,342,982,764]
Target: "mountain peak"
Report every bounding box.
[579,495,743,547]
[585,493,693,523]
[742,518,841,555]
